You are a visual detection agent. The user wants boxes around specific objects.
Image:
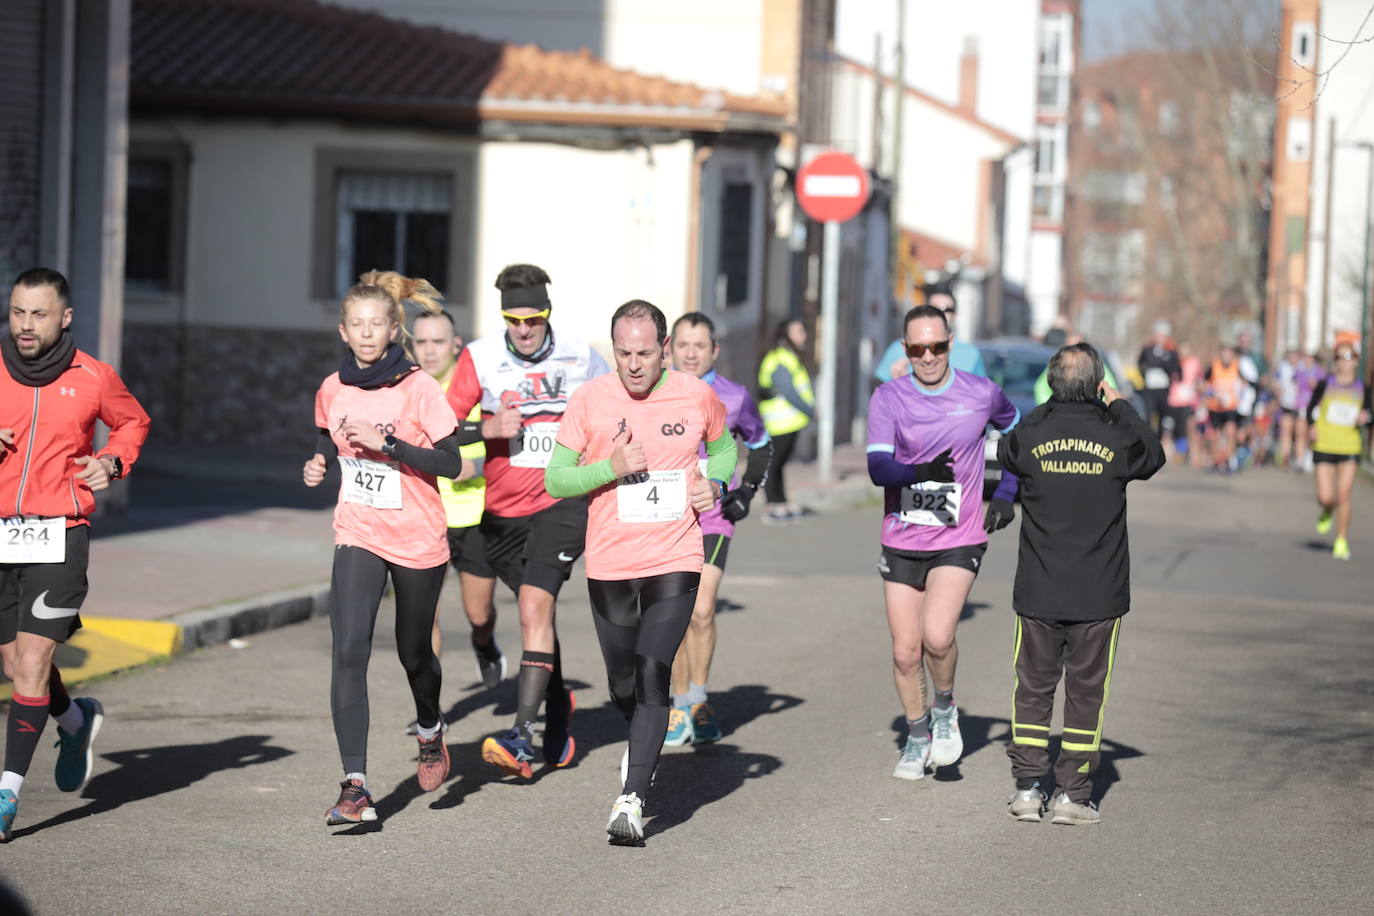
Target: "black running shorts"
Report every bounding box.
[1312,450,1358,465]
[878,542,987,590]
[447,524,494,579]
[704,534,731,571]
[480,495,588,597]
[1209,409,1239,428]
[0,525,89,644]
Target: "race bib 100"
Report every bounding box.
[339,457,402,509]
[898,481,962,527]
[616,469,687,523]
[510,422,559,469]
[0,516,65,563]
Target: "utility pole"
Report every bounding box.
[1320,117,1335,350]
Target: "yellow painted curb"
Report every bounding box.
[0,617,183,702]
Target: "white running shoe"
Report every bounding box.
[607,792,645,845]
[892,733,932,780]
[929,705,964,767]
[1049,792,1101,825]
[1008,785,1046,822]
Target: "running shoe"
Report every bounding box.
[54,696,104,792]
[1333,537,1351,561]
[416,726,450,791]
[1049,792,1100,826]
[892,733,932,780]
[543,688,576,767]
[325,779,377,825]
[1316,509,1333,535]
[929,705,964,767]
[690,701,723,743]
[0,789,15,842]
[1008,784,1046,822]
[474,638,507,689]
[482,729,537,779]
[761,507,794,526]
[664,706,694,747]
[607,792,645,845]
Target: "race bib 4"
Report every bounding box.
[616,469,687,523]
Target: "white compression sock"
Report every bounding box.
[344,772,366,787]
[0,771,24,796]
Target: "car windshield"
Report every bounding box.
[982,352,1046,398]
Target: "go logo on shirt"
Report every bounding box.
[660,421,687,436]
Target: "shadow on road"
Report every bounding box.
[13,735,292,840]
[646,744,782,839]
[960,600,991,621]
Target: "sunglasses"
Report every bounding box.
[1336,351,1357,361]
[905,340,951,358]
[501,309,551,328]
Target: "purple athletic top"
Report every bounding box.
[1296,364,1322,404]
[696,370,770,537]
[866,369,1019,552]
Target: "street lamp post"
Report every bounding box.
[1345,141,1374,381]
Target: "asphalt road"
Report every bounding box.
[3,464,1371,914]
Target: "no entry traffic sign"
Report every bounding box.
[796,151,870,223]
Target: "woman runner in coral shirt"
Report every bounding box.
[303,271,461,826]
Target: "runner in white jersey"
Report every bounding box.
[446,264,610,778]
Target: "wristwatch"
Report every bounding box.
[381,435,399,457]
[103,455,124,480]
[710,478,727,500]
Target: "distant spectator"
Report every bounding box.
[758,319,815,525]
[1137,320,1181,438]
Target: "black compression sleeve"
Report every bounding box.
[390,432,461,478]
[1306,380,1326,424]
[742,441,773,490]
[315,428,338,460]
[455,420,484,446]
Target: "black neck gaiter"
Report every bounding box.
[338,343,417,389]
[2,330,77,386]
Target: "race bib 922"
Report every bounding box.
[898,481,962,527]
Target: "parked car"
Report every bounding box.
[976,338,1057,499]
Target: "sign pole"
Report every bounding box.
[818,219,840,484]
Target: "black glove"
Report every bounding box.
[719,485,755,522]
[984,498,1015,534]
[911,448,955,483]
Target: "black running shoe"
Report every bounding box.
[473,638,506,689]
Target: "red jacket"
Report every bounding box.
[0,349,151,523]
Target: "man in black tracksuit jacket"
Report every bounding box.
[996,343,1165,825]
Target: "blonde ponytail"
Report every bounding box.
[341,270,445,358]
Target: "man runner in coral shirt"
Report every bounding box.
[546,300,736,845]
[0,268,150,841]
[446,264,609,778]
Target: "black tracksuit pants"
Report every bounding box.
[1007,614,1122,802]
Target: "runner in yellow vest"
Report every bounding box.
[410,312,505,734]
[757,319,815,524]
[1306,343,1372,561]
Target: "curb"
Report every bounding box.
[170,583,331,651]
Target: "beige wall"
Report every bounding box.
[128,118,696,353]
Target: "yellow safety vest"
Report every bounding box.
[440,373,485,529]
[758,346,814,437]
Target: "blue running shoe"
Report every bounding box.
[482,729,537,779]
[0,789,16,842]
[54,697,104,793]
[690,702,723,743]
[663,706,693,747]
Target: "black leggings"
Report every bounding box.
[764,430,798,504]
[588,571,700,798]
[329,545,447,775]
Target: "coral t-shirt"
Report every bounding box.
[557,371,726,581]
[315,368,458,569]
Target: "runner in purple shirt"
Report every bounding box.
[867,304,1020,781]
[664,313,773,746]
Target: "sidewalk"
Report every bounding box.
[2,440,876,698]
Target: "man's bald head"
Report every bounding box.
[1047,342,1105,403]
